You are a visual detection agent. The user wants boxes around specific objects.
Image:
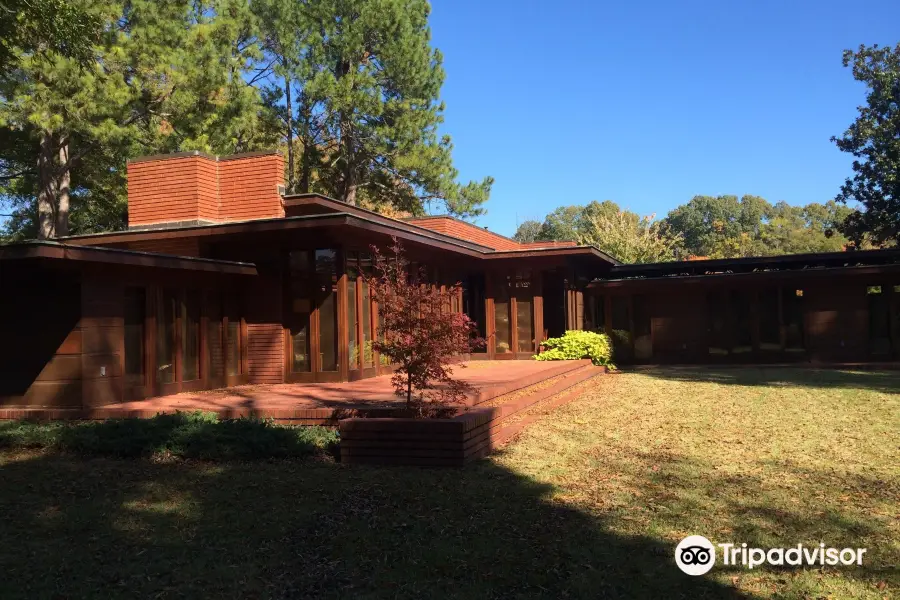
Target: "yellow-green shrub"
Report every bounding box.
[534,330,614,367]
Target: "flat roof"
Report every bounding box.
[0,241,258,275]
[63,201,619,266]
[594,248,900,283]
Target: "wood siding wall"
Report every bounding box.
[114,238,201,257]
[79,275,125,407]
[0,267,82,407]
[246,271,285,384]
[591,274,900,364]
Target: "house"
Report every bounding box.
[1,150,899,411]
[0,151,615,409]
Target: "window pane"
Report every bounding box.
[729,290,752,354]
[868,284,891,355]
[291,321,310,373]
[633,295,652,360]
[289,250,312,373]
[362,279,373,367]
[124,287,145,382]
[782,288,805,351]
[317,249,338,371]
[182,290,201,381]
[156,289,176,383]
[494,294,511,354]
[759,288,781,350]
[348,278,358,369]
[707,291,727,356]
[207,304,223,380]
[516,296,533,353]
[226,320,241,376]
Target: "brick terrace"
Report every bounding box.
[0,360,593,424]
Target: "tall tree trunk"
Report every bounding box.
[341,113,357,205]
[56,138,70,237]
[284,74,294,193]
[36,131,56,239]
[298,91,312,194]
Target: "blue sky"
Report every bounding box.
[428,0,900,237]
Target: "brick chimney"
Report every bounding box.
[126,151,285,229]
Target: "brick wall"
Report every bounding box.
[219,154,285,221]
[127,152,284,229]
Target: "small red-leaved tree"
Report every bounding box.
[368,238,484,413]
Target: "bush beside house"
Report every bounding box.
[534,330,615,368]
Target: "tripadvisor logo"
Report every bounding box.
[674,536,867,576]
[675,535,716,575]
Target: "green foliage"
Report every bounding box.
[511,219,542,243]
[662,195,855,258]
[523,194,862,262]
[0,412,339,460]
[579,209,681,264]
[832,43,900,246]
[0,0,102,70]
[1,0,489,240]
[534,330,614,367]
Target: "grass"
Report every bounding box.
[0,411,339,460]
[0,368,897,599]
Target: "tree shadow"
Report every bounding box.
[0,413,338,460]
[634,366,900,393]
[0,451,750,599]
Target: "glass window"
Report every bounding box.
[316,249,338,371]
[156,289,176,383]
[633,295,652,360]
[181,290,201,381]
[362,279,373,367]
[729,290,752,354]
[758,287,781,351]
[360,252,374,367]
[707,291,728,356]
[783,288,805,351]
[868,285,891,355]
[207,297,224,380]
[348,277,358,370]
[124,287,145,383]
[494,284,511,354]
[289,250,312,373]
[226,319,241,376]
[587,295,605,332]
[516,296,533,353]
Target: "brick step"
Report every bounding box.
[489,365,603,449]
[467,359,591,406]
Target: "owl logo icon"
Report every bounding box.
[675,535,716,575]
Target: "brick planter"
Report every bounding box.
[340,363,603,466]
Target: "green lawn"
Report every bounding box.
[1,368,897,599]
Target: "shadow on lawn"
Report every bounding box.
[636,366,900,393]
[0,452,751,600]
[0,412,339,461]
[603,446,898,586]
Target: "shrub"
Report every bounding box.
[534,330,614,367]
[0,412,339,460]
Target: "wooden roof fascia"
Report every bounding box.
[0,241,258,275]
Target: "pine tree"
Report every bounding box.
[0,0,272,239]
[302,0,492,217]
